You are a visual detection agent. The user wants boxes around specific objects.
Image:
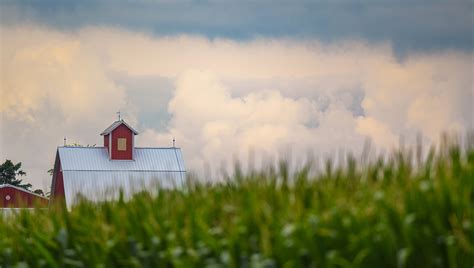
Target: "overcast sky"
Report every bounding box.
[1,0,473,190]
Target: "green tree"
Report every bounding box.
[33,189,45,196]
[0,160,32,190]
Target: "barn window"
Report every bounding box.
[117,138,127,151]
[5,195,11,201]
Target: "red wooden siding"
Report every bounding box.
[52,156,65,205]
[104,134,110,151]
[111,124,133,160]
[0,186,48,208]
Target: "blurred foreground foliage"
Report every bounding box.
[0,135,473,267]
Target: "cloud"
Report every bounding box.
[1,25,472,187]
[1,27,127,123]
[356,117,397,149]
[1,1,472,54]
[141,71,365,179]
[0,26,131,190]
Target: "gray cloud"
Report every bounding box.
[1,1,472,55]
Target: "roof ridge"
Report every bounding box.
[0,184,49,200]
[59,147,181,149]
[57,147,186,172]
[59,146,105,149]
[100,120,139,136]
[135,147,181,149]
[62,170,186,172]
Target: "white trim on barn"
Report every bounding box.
[109,132,112,160]
[100,120,139,136]
[0,184,48,200]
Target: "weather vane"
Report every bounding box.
[117,110,121,121]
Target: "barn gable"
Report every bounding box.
[100,120,139,136]
[50,150,65,204]
[100,120,138,160]
[0,184,48,208]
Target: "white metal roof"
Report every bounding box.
[56,147,186,208]
[100,120,139,136]
[58,147,185,171]
[0,184,49,200]
[62,171,184,206]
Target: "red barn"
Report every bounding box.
[50,119,186,209]
[0,184,49,208]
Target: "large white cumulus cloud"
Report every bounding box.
[0,26,130,190]
[1,26,472,187]
[141,70,364,177]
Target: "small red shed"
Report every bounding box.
[100,119,138,160]
[0,184,49,208]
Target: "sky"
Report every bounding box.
[0,0,473,190]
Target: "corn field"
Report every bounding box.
[0,137,472,267]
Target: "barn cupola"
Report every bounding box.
[100,119,139,160]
